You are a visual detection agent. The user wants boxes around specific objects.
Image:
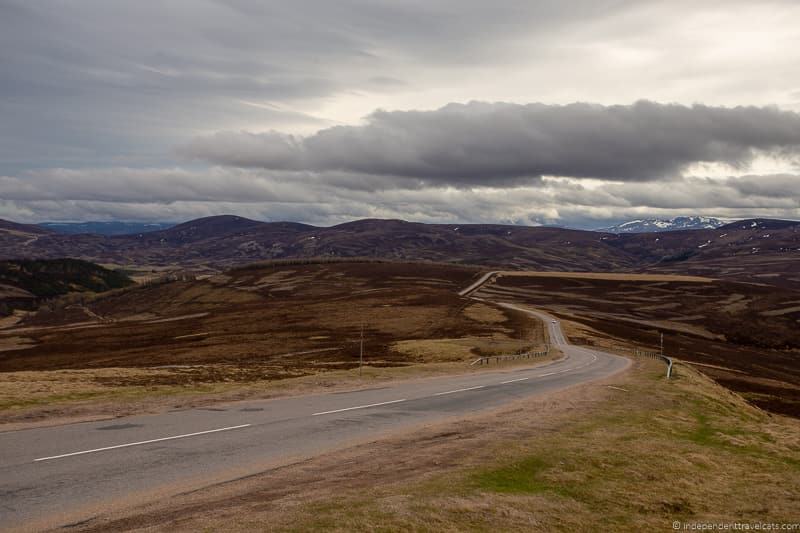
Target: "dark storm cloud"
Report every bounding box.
[181,101,800,185]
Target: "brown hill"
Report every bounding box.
[0,216,798,287]
[0,262,533,375]
[472,271,800,417]
[0,219,52,236]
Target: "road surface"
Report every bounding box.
[0,290,629,531]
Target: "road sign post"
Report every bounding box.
[359,323,364,376]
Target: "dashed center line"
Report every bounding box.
[312,398,407,416]
[433,385,485,396]
[34,424,251,462]
[500,377,529,384]
[33,352,602,463]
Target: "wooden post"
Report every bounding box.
[359,323,364,376]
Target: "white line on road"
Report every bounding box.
[312,399,407,416]
[434,385,485,396]
[31,348,601,461]
[500,377,529,384]
[34,424,252,462]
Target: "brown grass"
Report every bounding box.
[474,273,800,417]
[0,263,503,374]
[0,262,556,422]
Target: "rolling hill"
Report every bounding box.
[0,215,798,287]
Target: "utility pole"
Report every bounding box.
[359,323,364,376]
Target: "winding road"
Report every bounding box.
[0,276,629,531]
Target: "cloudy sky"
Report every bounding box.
[2,0,799,227]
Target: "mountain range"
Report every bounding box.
[598,216,727,233]
[33,216,733,236]
[39,221,174,235]
[2,215,799,288]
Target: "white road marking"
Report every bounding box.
[434,385,485,396]
[312,399,407,416]
[34,424,252,462]
[28,299,611,466]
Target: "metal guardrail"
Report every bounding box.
[633,349,673,378]
[471,348,550,366]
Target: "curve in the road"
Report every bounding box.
[0,273,630,532]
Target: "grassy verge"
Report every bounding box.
[265,363,800,531]
[0,353,561,425]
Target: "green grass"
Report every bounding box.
[473,456,553,494]
[687,411,718,446]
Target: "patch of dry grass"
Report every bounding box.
[392,337,538,362]
[0,335,33,352]
[463,302,508,324]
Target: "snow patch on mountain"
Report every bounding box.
[598,216,727,234]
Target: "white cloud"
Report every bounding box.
[1,166,798,228]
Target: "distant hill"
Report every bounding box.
[0,219,53,236]
[0,215,798,288]
[39,221,174,235]
[718,218,800,231]
[0,258,133,315]
[598,216,726,233]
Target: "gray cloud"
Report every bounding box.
[0,0,623,174]
[1,166,797,229]
[182,101,800,185]
[2,0,800,226]
[727,174,800,198]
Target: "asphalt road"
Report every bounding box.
[0,302,629,531]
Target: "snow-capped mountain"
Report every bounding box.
[598,216,727,233]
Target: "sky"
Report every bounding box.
[1,0,799,228]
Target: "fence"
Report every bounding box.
[633,348,674,378]
[471,347,550,366]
